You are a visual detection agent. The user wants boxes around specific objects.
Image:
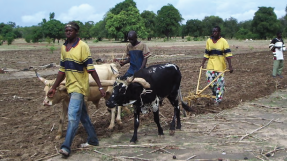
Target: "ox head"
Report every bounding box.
[35,70,68,106]
[106,76,150,108]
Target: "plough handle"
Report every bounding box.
[196,67,229,95]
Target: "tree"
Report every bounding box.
[179,24,186,39]
[49,12,55,20]
[155,4,183,39]
[235,28,253,40]
[81,21,94,40]
[238,20,252,31]
[141,10,156,40]
[30,26,43,43]
[252,7,281,39]
[90,20,108,41]
[222,17,238,39]
[0,23,15,45]
[110,0,136,15]
[201,16,223,36]
[7,21,16,28]
[279,5,287,37]
[42,19,65,43]
[106,6,147,41]
[185,19,203,37]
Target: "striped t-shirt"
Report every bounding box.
[59,38,95,96]
[204,37,233,71]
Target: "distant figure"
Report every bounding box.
[201,26,233,106]
[47,21,105,157]
[119,31,151,78]
[269,31,286,78]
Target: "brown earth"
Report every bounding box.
[0,40,287,161]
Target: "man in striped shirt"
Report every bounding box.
[269,31,286,78]
[47,21,105,157]
[201,26,233,106]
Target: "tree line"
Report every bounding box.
[0,0,287,45]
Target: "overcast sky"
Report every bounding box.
[1,0,286,27]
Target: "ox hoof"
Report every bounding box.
[169,130,175,136]
[116,120,123,125]
[106,127,114,131]
[129,141,137,145]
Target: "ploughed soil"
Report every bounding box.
[1,40,287,161]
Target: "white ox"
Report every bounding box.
[36,63,128,139]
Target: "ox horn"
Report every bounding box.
[34,69,48,85]
[110,65,119,75]
[132,78,151,88]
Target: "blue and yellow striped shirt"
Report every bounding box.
[59,38,95,96]
[204,37,232,71]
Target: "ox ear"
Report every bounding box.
[58,85,66,91]
[132,78,150,88]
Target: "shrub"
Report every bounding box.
[93,39,99,43]
[186,36,191,41]
[7,37,14,45]
[193,37,199,41]
[49,45,56,54]
[163,38,168,42]
[0,35,3,45]
[46,37,52,44]
[25,36,31,43]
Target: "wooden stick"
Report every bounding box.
[97,144,175,149]
[35,153,60,161]
[195,66,202,95]
[264,146,284,156]
[239,119,274,141]
[92,109,100,116]
[94,149,112,157]
[160,147,173,155]
[30,153,37,158]
[251,152,264,161]
[54,146,59,154]
[118,156,151,161]
[186,155,196,160]
[50,123,55,132]
[208,124,217,135]
[159,112,168,125]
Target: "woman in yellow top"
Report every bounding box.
[201,26,233,106]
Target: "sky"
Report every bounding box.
[1,0,286,27]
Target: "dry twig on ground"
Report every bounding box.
[239,119,274,141]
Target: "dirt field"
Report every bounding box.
[1,39,287,161]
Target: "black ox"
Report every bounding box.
[106,63,192,143]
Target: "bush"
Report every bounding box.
[46,37,52,44]
[193,37,200,41]
[49,45,56,54]
[7,37,14,45]
[186,36,191,41]
[93,39,99,43]
[0,35,3,45]
[163,38,168,42]
[25,36,31,43]
[32,36,38,43]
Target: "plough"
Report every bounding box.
[182,67,229,116]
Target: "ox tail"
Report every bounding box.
[178,88,193,112]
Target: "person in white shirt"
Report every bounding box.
[269,31,286,78]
